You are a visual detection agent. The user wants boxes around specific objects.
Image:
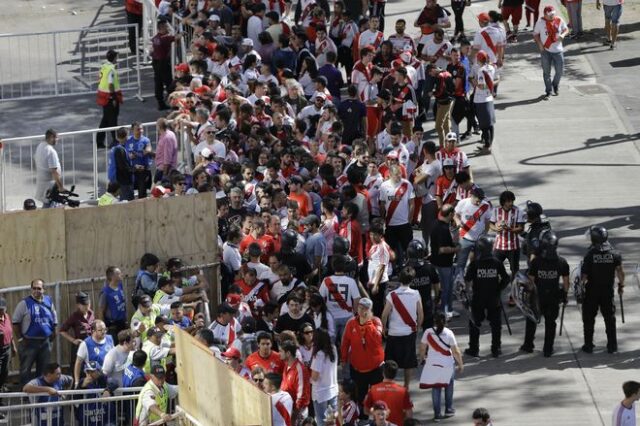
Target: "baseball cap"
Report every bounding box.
[175,63,189,73]
[147,326,166,339]
[241,38,254,47]
[359,297,373,309]
[476,50,489,63]
[442,158,455,168]
[390,122,403,136]
[151,364,166,377]
[372,400,389,411]
[445,132,458,141]
[222,347,242,360]
[478,12,490,23]
[194,85,211,95]
[225,293,242,307]
[84,361,99,372]
[543,5,556,14]
[472,186,486,199]
[76,291,90,305]
[151,185,172,198]
[301,214,320,226]
[139,295,152,308]
[201,147,214,159]
[313,91,327,100]
[23,199,37,210]
[208,14,221,22]
[229,57,243,68]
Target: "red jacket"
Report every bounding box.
[281,359,311,410]
[245,350,285,374]
[341,316,384,373]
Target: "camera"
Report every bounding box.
[46,184,80,208]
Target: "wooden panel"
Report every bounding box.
[0,208,66,285]
[64,202,145,279]
[174,328,271,426]
[144,193,217,266]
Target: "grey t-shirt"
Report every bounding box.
[12,297,58,337]
[34,142,61,203]
[102,346,131,387]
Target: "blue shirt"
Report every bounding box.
[318,64,344,101]
[304,232,327,268]
[461,55,471,93]
[125,135,152,168]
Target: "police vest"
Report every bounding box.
[101,282,127,322]
[108,145,129,184]
[24,296,55,338]
[123,365,146,387]
[142,340,167,374]
[33,376,65,426]
[96,61,122,106]
[135,380,170,425]
[152,289,169,305]
[84,335,114,368]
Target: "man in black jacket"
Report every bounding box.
[112,127,134,201]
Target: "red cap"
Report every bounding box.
[476,50,488,63]
[194,85,211,95]
[175,63,189,73]
[543,5,556,14]
[372,400,389,411]
[225,293,242,307]
[477,12,490,23]
[151,185,171,198]
[222,347,242,359]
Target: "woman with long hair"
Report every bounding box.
[419,311,464,422]
[298,322,315,368]
[310,328,338,426]
[298,57,319,98]
[308,293,336,342]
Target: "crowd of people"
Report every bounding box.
[7,0,632,424]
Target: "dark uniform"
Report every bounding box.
[405,259,440,329]
[523,253,569,356]
[465,255,509,357]
[522,202,551,265]
[581,245,621,353]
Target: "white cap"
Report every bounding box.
[209,14,221,22]
[201,147,213,158]
[445,131,458,141]
[241,38,254,47]
[313,91,327,100]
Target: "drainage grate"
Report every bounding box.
[574,84,608,95]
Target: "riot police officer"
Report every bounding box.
[329,236,359,280]
[279,230,312,282]
[404,240,440,329]
[581,226,624,354]
[523,201,551,264]
[464,236,510,358]
[521,230,569,357]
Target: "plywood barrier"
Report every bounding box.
[0,193,218,285]
[174,328,271,426]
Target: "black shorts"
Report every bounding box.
[384,333,418,368]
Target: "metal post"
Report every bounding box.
[92,133,99,199]
[54,282,62,367]
[52,32,59,96]
[170,16,177,70]
[135,25,143,102]
[0,142,5,212]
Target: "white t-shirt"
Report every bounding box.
[472,26,506,64]
[223,242,242,273]
[365,174,384,217]
[34,142,61,203]
[310,347,339,403]
[101,346,130,387]
[246,261,271,280]
[319,275,360,320]
[421,327,457,367]
[455,198,492,242]
[533,16,569,53]
[379,179,415,226]
[272,390,294,426]
[420,39,452,70]
[386,286,421,336]
[208,318,242,346]
[612,402,636,426]
[415,160,442,204]
[472,63,497,104]
[368,241,393,284]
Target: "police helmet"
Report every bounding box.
[475,235,494,259]
[589,226,608,246]
[539,229,559,259]
[333,236,350,256]
[281,230,298,253]
[525,201,543,222]
[406,240,426,260]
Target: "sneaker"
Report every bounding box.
[543,92,551,100]
[519,344,534,353]
[581,345,594,354]
[603,38,611,46]
[464,348,479,357]
[607,346,618,354]
[433,415,443,422]
[610,43,616,50]
[450,310,460,318]
[445,311,453,320]
[553,86,559,96]
[472,127,481,135]
[444,409,456,418]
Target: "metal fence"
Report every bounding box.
[0,25,142,101]
[141,0,191,68]
[0,262,218,375]
[0,120,195,212]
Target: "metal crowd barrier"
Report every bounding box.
[0,25,142,102]
[0,119,194,212]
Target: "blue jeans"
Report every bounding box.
[454,238,476,278]
[437,266,455,312]
[432,375,455,417]
[540,50,564,94]
[313,396,338,426]
[567,1,583,33]
[19,338,52,385]
[334,316,350,380]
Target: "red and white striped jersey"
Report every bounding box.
[491,206,525,251]
[436,148,469,173]
[388,34,415,54]
[341,400,360,424]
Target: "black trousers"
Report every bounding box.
[351,365,383,412]
[337,45,354,81]
[134,169,151,198]
[152,59,173,104]
[469,300,501,352]
[126,11,143,54]
[421,201,438,251]
[582,290,617,350]
[0,345,10,388]
[494,249,520,277]
[384,223,413,268]
[369,2,386,32]
[451,1,466,36]
[524,291,559,353]
[97,101,119,147]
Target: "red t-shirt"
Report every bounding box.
[239,234,276,262]
[339,219,363,265]
[288,191,313,217]
[245,350,285,374]
[363,381,413,426]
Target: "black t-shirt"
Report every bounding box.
[465,257,509,302]
[338,99,367,143]
[218,217,230,242]
[406,260,440,304]
[581,247,621,291]
[430,221,456,267]
[274,312,314,334]
[529,256,570,296]
[227,206,248,229]
[281,252,312,281]
[502,0,525,7]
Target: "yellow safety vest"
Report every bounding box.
[135,380,170,425]
[96,61,122,106]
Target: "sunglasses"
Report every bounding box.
[253,378,264,382]
[177,182,186,185]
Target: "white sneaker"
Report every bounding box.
[445,311,453,320]
[450,310,461,318]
